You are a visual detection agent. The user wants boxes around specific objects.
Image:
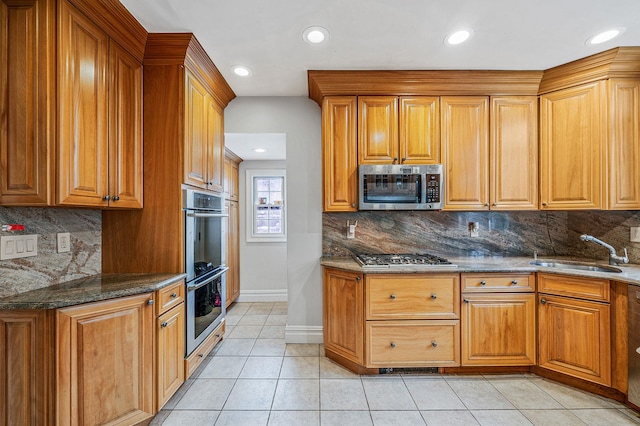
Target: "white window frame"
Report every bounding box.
[245,169,286,243]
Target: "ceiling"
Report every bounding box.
[225,133,286,160]
[121,0,640,98]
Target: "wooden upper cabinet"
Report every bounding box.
[57,0,143,208]
[108,41,143,208]
[0,0,55,206]
[323,96,358,211]
[57,293,155,425]
[399,97,441,164]
[224,149,241,201]
[441,96,489,210]
[607,79,640,210]
[208,99,225,193]
[358,96,398,164]
[490,96,538,210]
[539,82,604,210]
[57,0,109,207]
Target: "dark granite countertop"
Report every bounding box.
[0,273,187,310]
[321,255,640,286]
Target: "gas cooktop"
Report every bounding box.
[353,253,457,270]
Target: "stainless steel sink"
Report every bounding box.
[530,260,622,273]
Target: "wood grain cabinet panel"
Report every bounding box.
[0,0,55,206]
[224,149,241,201]
[358,96,399,164]
[322,96,358,211]
[323,268,364,364]
[490,96,538,210]
[607,79,640,210]
[539,82,604,210]
[441,96,489,210]
[56,293,154,425]
[461,293,536,366]
[226,199,240,306]
[399,97,441,164]
[156,303,185,410]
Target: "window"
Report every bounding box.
[247,170,286,242]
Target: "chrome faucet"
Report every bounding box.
[580,234,629,265]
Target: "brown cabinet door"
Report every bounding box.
[358,96,398,164]
[323,268,364,364]
[399,97,440,164]
[157,303,185,409]
[490,96,538,210]
[206,99,225,193]
[538,294,611,386]
[108,40,143,208]
[57,0,109,206]
[184,69,209,190]
[0,310,51,425]
[57,293,154,425]
[540,82,604,210]
[0,0,54,206]
[608,79,640,210]
[322,97,358,211]
[461,293,536,366]
[441,96,489,210]
[226,200,240,307]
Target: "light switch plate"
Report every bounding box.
[631,227,640,242]
[1,234,38,260]
[57,232,71,253]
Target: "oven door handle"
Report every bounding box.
[186,267,229,291]
[186,212,229,218]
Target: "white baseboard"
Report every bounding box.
[285,325,324,344]
[236,289,288,303]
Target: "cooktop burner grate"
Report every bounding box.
[354,253,457,269]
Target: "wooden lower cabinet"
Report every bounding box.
[226,199,240,307]
[56,293,155,425]
[366,320,459,367]
[538,293,611,386]
[461,293,536,366]
[156,303,185,409]
[323,268,364,365]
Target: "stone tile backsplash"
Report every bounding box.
[323,210,640,264]
[0,207,101,298]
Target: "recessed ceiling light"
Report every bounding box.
[253,148,266,153]
[303,26,329,44]
[587,28,624,45]
[445,29,474,46]
[231,65,252,77]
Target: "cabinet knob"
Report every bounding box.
[464,299,469,303]
[479,281,486,286]
[161,322,168,328]
[430,293,437,299]
[492,203,497,207]
[401,157,406,163]
[351,203,356,208]
[390,342,396,348]
[112,195,120,201]
[540,298,547,305]
[484,203,489,207]
[511,280,518,286]
[431,341,438,348]
[390,294,396,300]
[171,292,178,298]
[355,277,361,282]
[542,202,548,207]
[198,353,204,358]
[103,195,111,201]
[393,157,398,163]
[147,299,154,305]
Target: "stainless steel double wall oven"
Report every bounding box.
[183,188,228,356]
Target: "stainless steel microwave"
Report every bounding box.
[358,164,444,210]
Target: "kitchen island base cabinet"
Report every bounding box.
[56,293,155,426]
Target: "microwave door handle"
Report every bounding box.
[187,266,229,291]
[186,212,229,218]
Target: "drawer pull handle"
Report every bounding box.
[431,293,437,299]
[431,341,438,348]
[479,281,486,286]
[161,322,168,328]
[390,342,396,348]
[390,294,396,300]
[540,298,547,305]
[511,280,518,285]
[171,292,178,298]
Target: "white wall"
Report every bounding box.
[225,97,323,343]
[237,160,288,302]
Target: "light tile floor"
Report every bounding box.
[150,302,640,426]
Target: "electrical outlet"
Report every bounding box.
[57,232,71,253]
[1,234,38,260]
[468,222,479,238]
[632,227,640,242]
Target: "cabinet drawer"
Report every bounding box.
[461,273,534,292]
[538,274,609,302]
[366,320,460,367]
[366,275,459,320]
[156,280,185,316]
